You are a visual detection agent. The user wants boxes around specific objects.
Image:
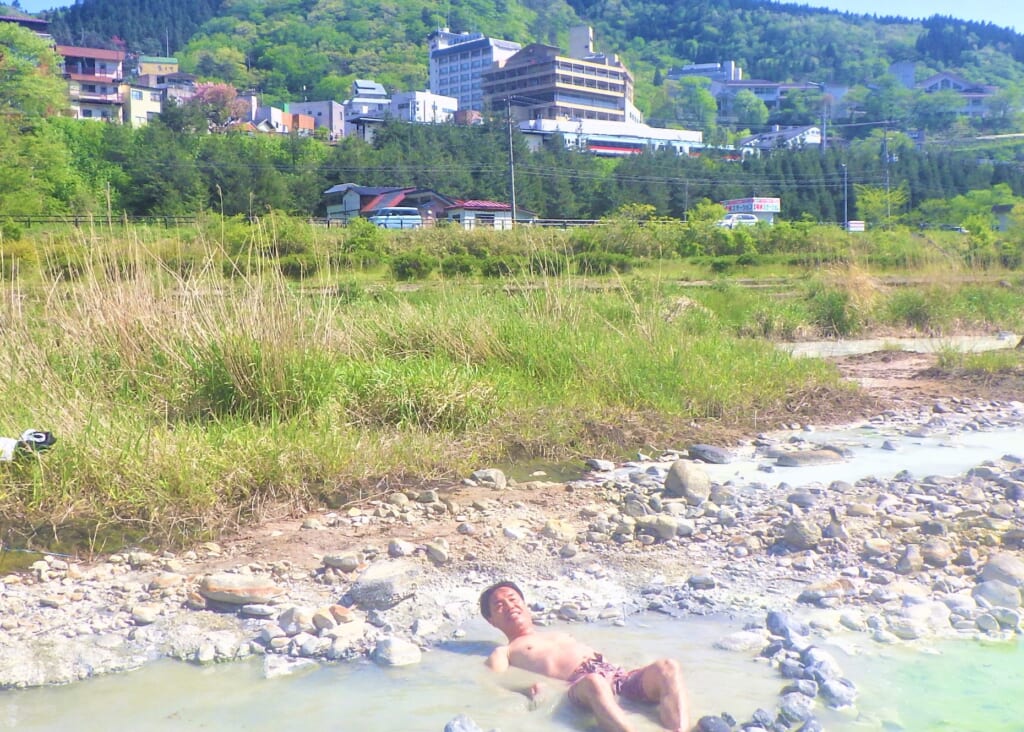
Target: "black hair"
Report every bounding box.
[479,580,525,619]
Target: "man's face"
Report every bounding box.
[487,586,532,634]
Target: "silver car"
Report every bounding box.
[366,207,423,229]
[715,213,760,228]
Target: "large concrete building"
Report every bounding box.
[481,26,642,125]
[428,29,521,113]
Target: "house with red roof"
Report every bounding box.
[322,184,534,228]
[57,45,126,122]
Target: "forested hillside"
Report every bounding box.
[42,0,225,57]
[24,0,1024,116]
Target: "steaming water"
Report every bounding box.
[3,615,1021,731]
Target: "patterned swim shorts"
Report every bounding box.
[566,654,649,706]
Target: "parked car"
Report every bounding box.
[366,207,423,229]
[715,213,760,228]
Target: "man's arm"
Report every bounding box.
[485,644,510,672]
[484,646,548,709]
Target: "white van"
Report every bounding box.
[366,207,423,229]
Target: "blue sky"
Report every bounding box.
[11,0,1022,32]
[801,1,1020,31]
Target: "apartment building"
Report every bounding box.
[428,29,521,113]
[390,90,458,123]
[57,45,126,121]
[481,26,642,124]
[287,100,345,140]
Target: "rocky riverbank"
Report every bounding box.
[2,396,1023,730]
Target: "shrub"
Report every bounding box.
[1,219,24,242]
[0,240,36,279]
[342,217,385,252]
[709,257,733,274]
[440,254,477,278]
[808,288,861,337]
[480,255,522,278]
[333,280,365,304]
[528,251,567,276]
[278,253,319,280]
[256,211,314,257]
[390,252,438,281]
[575,252,632,275]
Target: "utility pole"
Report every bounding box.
[842,162,848,230]
[506,97,517,227]
[883,123,891,222]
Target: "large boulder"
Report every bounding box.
[371,636,422,666]
[346,559,420,610]
[663,460,711,505]
[784,519,822,551]
[972,580,1022,609]
[198,573,285,605]
[980,553,1024,587]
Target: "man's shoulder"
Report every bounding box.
[486,643,511,671]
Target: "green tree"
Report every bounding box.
[854,182,909,227]
[910,90,963,132]
[733,89,769,128]
[0,23,68,117]
[672,77,718,135]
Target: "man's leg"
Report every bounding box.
[638,659,689,731]
[569,673,636,732]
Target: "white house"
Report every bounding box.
[390,90,458,123]
[444,200,535,229]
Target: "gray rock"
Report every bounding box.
[347,560,420,610]
[779,692,815,724]
[896,545,924,575]
[782,679,819,698]
[767,611,808,641]
[696,716,733,732]
[921,539,954,567]
[784,519,822,551]
[372,637,422,666]
[990,607,1022,630]
[425,539,450,565]
[198,573,285,605]
[663,460,711,505]
[444,715,485,732]
[862,537,891,558]
[776,449,846,467]
[688,444,732,464]
[1003,529,1024,548]
[688,573,716,590]
[980,553,1024,587]
[240,604,278,618]
[820,677,858,708]
[801,647,842,682]
[263,655,318,679]
[972,580,1022,609]
[278,606,316,635]
[636,514,680,541]
[470,468,507,490]
[388,539,418,558]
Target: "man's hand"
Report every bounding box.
[526,681,544,710]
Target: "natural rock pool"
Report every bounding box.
[3,613,1020,731]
